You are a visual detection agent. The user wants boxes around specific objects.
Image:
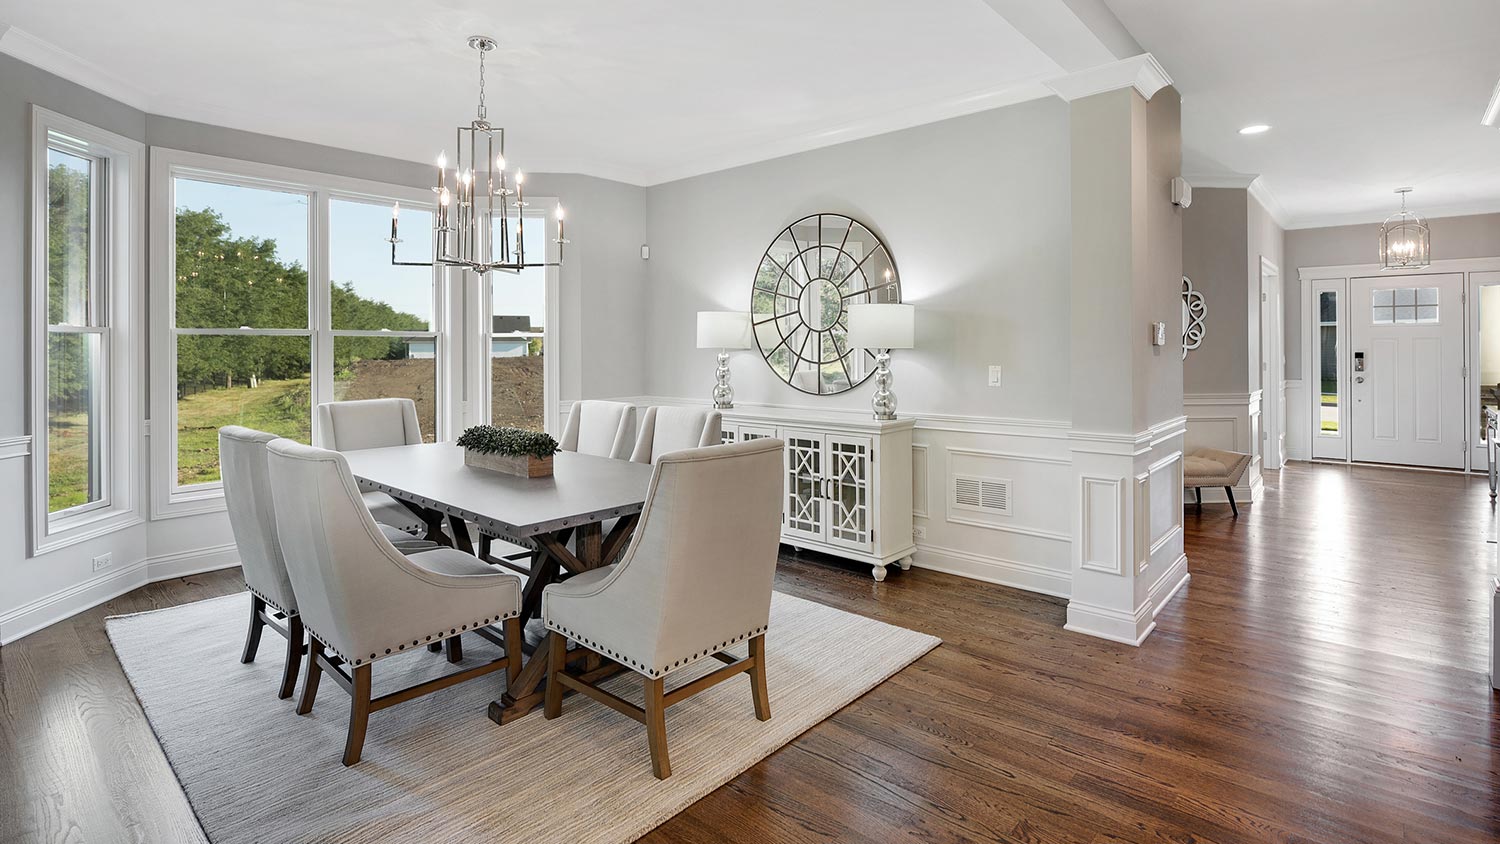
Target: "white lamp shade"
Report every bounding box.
[847,303,915,350]
[696,311,752,349]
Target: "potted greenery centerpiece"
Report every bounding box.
[456,425,559,478]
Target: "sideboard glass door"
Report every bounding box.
[825,434,873,552]
[783,429,824,542]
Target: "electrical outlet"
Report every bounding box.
[912,525,927,540]
[988,365,1002,387]
[92,552,113,572]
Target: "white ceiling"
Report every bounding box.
[1104,0,1500,228]
[0,0,1134,186]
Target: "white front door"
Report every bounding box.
[1349,274,1466,469]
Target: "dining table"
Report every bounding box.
[341,441,655,724]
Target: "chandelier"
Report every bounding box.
[1379,187,1429,271]
[388,35,566,275]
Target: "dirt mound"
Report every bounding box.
[335,356,545,436]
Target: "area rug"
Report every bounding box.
[107,591,939,844]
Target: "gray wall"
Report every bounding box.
[643,97,1073,422]
[1246,190,1284,393]
[1284,212,1500,378]
[1138,86,1184,431]
[1182,189,1248,393]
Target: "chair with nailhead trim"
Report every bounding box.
[220,426,440,701]
[541,438,783,779]
[266,438,523,767]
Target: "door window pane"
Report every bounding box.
[330,198,434,330]
[175,334,311,485]
[332,336,436,441]
[174,178,309,329]
[490,215,547,431]
[1372,287,1438,324]
[47,332,102,512]
[47,148,93,326]
[1318,291,1338,435]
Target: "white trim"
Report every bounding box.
[1286,201,1500,231]
[148,147,441,519]
[910,443,929,519]
[1043,53,1173,102]
[1298,257,1500,282]
[0,436,31,460]
[0,26,154,111]
[0,543,239,646]
[621,394,1072,439]
[1064,597,1155,646]
[477,197,562,437]
[1248,179,1291,231]
[29,107,147,556]
[911,540,1070,599]
[1148,553,1190,617]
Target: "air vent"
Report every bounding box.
[952,475,1011,516]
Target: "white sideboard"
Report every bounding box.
[719,407,915,581]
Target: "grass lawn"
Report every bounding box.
[176,377,311,485]
[46,414,93,513]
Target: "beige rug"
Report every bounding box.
[107,591,939,843]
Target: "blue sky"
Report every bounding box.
[174,178,545,327]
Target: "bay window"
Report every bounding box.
[151,150,441,517]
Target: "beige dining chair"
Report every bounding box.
[542,439,783,779]
[219,426,437,700]
[315,398,430,536]
[559,400,636,460]
[629,407,722,464]
[266,438,523,766]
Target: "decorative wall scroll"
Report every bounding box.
[1182,275,1206,359]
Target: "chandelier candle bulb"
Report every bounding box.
[390,202,399,241]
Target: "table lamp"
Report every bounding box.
[696,311,753,409]
[847,303,915,420]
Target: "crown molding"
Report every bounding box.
[1181,171,1258,189]
[1247,177,1291,230]
[0,25,153,111]
[1286,198,1500,231]
[1042,53,1172,103]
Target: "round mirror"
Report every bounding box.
[750,214,901,395]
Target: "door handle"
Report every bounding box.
[1356,376,1365,384]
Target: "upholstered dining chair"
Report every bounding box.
[219,426,438,700]
[265,439,523,766]
[629,407,722,464]
[559,400,637,460]
[542,439,784,779]
[315,398,430,537]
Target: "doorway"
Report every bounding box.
[1261,259,1285,469]
[1345,273,1466,469]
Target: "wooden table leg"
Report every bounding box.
[448,514,475,555]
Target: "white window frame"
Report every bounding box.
[29,107,146,555]
[476,198,561,436]
[149,148,446,518]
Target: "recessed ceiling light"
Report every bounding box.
[1239,124,1272,135]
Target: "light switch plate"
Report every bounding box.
[988,365,1002,387]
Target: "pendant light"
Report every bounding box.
[1379,188,1430,270]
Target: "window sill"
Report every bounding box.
[32,506,145,557]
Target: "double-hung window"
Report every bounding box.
[151,150,441,517]
[30,108,145,554]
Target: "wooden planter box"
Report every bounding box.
[463,449,554,478]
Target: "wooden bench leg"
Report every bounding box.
[1226,485,1238,517]
[1194,486,1202,513]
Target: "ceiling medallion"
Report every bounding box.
[387,36,568,275]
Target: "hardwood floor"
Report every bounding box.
[3,461,1497,843]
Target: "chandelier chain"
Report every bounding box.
[476,47,487,122]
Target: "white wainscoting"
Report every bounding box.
[1183,392,1264,504]
[1283,379,1309,461]
[600,396,1075,598]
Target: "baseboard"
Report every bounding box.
[1063,598,1155,646]
[1149,553,1190,617]
[0,544,240,646]
[912,541,1071,599]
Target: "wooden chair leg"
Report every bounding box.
[342,664,373,767]
[445,634,463,664]
[1226,485,1238,517]
[427,641,443,653]
[241,595,267,664]
[748,634,770,721]
[504,617,523,690]
[543,632,567,719]
[297,639,324,716]
[278,615,305,700]
[643,676,671,779]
